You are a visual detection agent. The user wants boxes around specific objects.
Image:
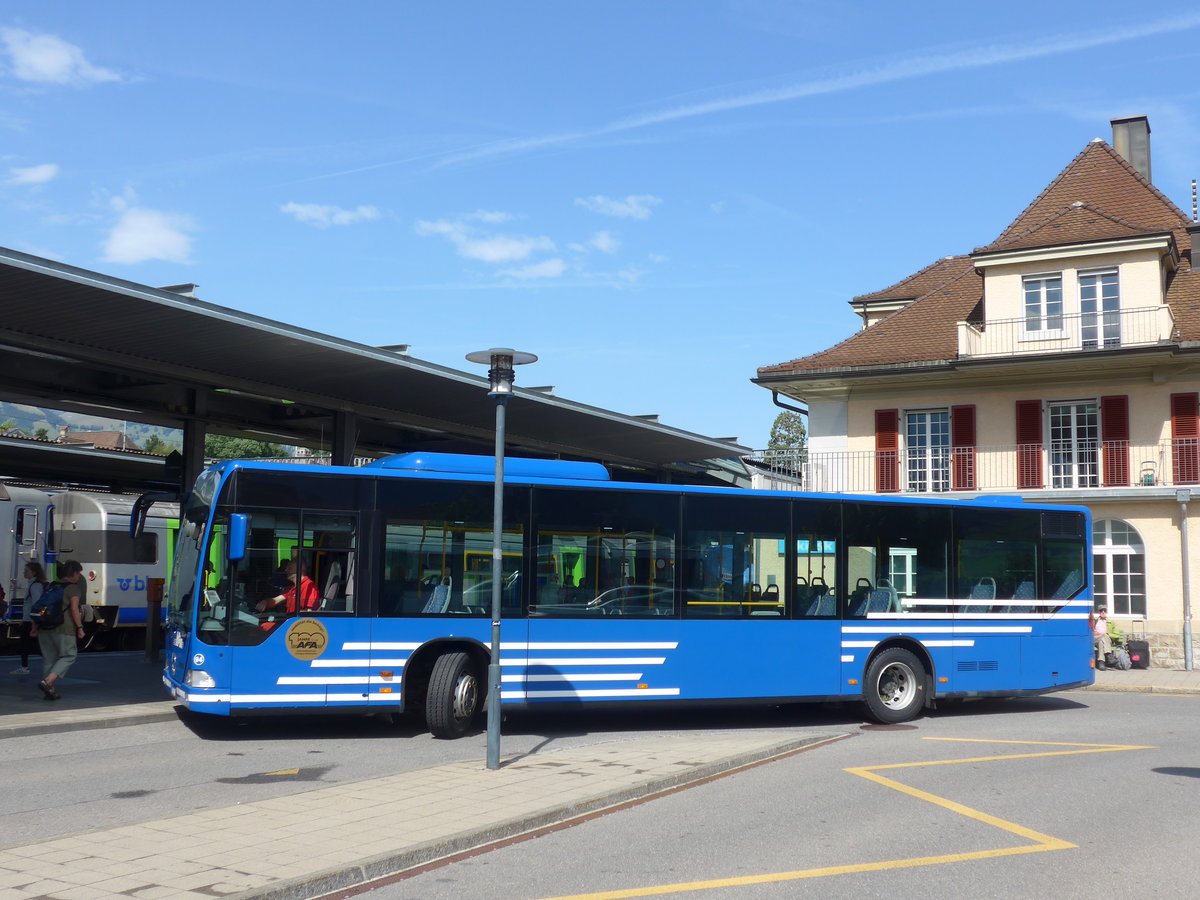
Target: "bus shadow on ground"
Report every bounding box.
[175,707,423,741]
[173,694,1089,743]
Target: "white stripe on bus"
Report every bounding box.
[842,626,1031,634]
[500,657,666,667]
[501,673,644,683]
[501,688,681,699]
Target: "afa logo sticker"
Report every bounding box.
[285,618,328,661]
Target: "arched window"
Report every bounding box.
[1092,519,1145,617]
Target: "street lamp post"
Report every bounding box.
[465,348,537,770]
[1178,489,1193,671]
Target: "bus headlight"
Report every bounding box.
[186,669,216,688]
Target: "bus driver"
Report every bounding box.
[256,559,320,617]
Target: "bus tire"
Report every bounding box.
[426,652,480,739]
[862,647,925,724]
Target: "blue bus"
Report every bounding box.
[158,452,1094,736]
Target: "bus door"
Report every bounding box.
[376,519,526,700]
[3,492,47,627]
[224,511,360,709]
[527,487,681,707]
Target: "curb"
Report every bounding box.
[234,732,848,900]
[0,703,180,739]
[1084,683,1200,696]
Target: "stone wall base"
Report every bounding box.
[1137,632,1200,670]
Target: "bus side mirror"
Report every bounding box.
[228,514,248,561]
[131,491,178,539]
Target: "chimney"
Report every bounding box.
[57,424,69,441]
[1111,116,1151,182]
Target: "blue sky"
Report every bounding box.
[3,3,1200,450]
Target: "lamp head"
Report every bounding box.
[466,347,538,395]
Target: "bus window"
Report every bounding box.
[378,481,527,617]
[682,495,787,618]
[531,488,677,617]
[844,504,950,617]
[792,499,839,618]
[954,508,1039,612]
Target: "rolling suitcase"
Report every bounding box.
[1126,639,1150,669]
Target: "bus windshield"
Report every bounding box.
[166,470,218,631]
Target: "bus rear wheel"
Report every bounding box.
[862,648,925,724]
[426,651,481,739]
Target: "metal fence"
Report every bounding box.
[957,305,1175,358]
[744,439,1198,494]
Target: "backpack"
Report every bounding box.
[1105,649,1132,671]
[29,582,66,629]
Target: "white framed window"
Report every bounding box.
[889,547,917,597]
[1023,274,1064,337]
[1079,269,1120,349]
[1049,400,1099,488]
[1092,518,1145,617]
[905,409,949,493]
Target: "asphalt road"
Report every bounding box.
[3,699,852,847]
[359,691,1200,900]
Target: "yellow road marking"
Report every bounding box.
[534,739,1152,900]
[263,768,300,776]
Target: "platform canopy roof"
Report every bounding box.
[0,247,748,490]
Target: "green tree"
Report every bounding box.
[767,410,807,453]
[142,434,168,455]
[0,418,14,432]
[766,410,807,472]
[34,427,49,440]
[204,434,287,460]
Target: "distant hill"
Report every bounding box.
[0,402,182,452]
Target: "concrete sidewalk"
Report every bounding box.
[0,729,841,900]
[1087,665,1200,694]
[0,651,177,739]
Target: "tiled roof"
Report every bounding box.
[979,141,1189,251]
[58,431,142,451]
[759,138,1199,378]
[759,263,981,374]
[851,255,975,303]
[978,202,1166,253]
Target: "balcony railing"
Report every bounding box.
[745,439,1199,495]
[958,305,1175,359]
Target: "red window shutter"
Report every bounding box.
[1015,400,1043,489]
[1100,395,1130,487]
[950,405,976,491]
[875,409,900,493]
[1171,392,1200,485]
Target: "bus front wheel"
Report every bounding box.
[426,652,481,739]
[862,648,925,724]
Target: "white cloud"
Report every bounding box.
[7,162,58,185]
[466,209,512,224]
[575,194,661,220]
[102,204,194,265]
[588,231,620,254]
[415,217,554,263]
[1,27,120,85]
[648,253,668,264]
[498,258,566,280]
[280,202,380,228]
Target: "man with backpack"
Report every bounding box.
[29,559,86,701]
